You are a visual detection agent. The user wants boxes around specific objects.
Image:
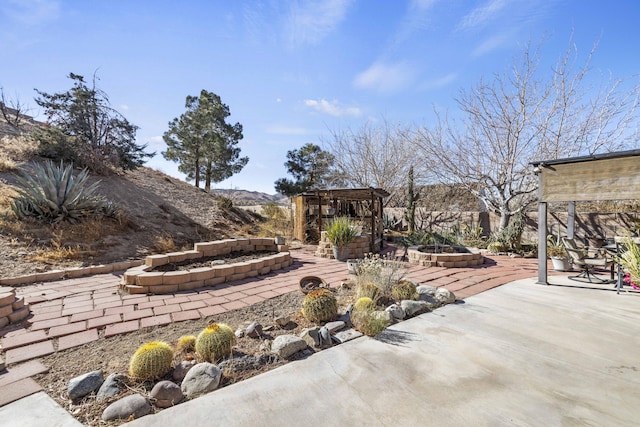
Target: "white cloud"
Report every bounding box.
[472,34,509,57]
[1,0,60,26]
[265,125,310,135]
[353,61,417,93]
[457,0,509,31]
[304,99,361,117]
[286,0,354,48]
[146,135,165,151]
[421,73,458,90]
[120,104,129,111]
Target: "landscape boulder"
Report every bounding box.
[401,300,431,317]
[96,373,127,402]
[172,360,196,382]
[68,370,104,401]
[271,334,307,358]
[102,394,151,421]
[181,362,222,399]
[435,287,456,304]
[150,380,184,408]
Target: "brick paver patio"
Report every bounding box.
[0,246,550,406]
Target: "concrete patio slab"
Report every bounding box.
[125,276,640,427]
[0,391,82,426]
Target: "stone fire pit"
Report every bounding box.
[120,238,291,294]
[407,244,483,268]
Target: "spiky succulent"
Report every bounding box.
[129,341,174,381]
[301,288,338,323]
[391,280,418,301]
[195,323,236,362]
[176,335,197,353]
[11,160,116,223]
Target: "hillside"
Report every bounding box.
[0,160,266,278]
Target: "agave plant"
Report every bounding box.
[11,160,116,223]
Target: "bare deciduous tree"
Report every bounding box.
[416,38,640,231]
[323,119,418,203]
[0,88,31,131]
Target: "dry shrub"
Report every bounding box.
[151,233,179,254]
[0,135,39,162]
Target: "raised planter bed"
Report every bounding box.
[120,238,292,294]
[407,244,483,268]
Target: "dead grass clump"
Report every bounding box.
[150,233,179,254]
[0,134,40,162]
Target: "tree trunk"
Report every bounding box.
[194,158,200,188]
[499,211,511,231]
[407,166,416,234]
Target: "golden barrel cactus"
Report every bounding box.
[301,288,338,323]
[195,323,236,362]
[129,341,174,381]
[176,335,197,353]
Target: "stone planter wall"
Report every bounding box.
[315,232,371,260]
[407,245,484,267]
[120,238,292,295]
[0,286,30,328]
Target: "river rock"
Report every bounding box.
[246,321,263,338]
[271,334,307,358]
[416,285,437,296]
[319,326,331,345]
[96,373,126,402]
[435,288,456,304]
[385,304,405,321]
[150,380,184,408]
[325,320,346,333]
[218,354,277,374]
[235,328,245,338]
[181,362,221,399]
[172,360,196,382]
[102,394,151,421]
[300,327,321,347]
[401,300,431,317]
[332,328,363,343]
[274,315,290,327]
[68,370,104,401]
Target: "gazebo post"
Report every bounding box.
[567,201,576,240]
[537,170,548,285]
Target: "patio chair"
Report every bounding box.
[562,237,613,283]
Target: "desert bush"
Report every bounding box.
[355,253,407,296]
[11,160,117,223]
[301,288,338,323]
[129,341,174,381]
[487,241,505,254]
[151,233,179,254]
[216,196,233,209]
[259,203,291,238]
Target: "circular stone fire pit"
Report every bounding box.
[407,244,483,268]
[120,238,291,294]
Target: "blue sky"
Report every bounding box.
[1,0,639,194]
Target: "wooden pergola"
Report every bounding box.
[531,149,640,284]
[292,187,390,251]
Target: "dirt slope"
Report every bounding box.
[0,163,263,278]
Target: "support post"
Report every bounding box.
[537,169,548,285]
[567,201,576,240]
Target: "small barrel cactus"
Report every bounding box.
[351,297,388,337]
[301,288,338,323]
[353,297,376,313]
[391,280,418,301]
[356,282,382,302]
[129,341,174,381]
[195,323,236,362]
[176,335,197,353]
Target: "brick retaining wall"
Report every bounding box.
[120,238,292,294]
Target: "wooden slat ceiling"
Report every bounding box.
[540,156,640,202]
